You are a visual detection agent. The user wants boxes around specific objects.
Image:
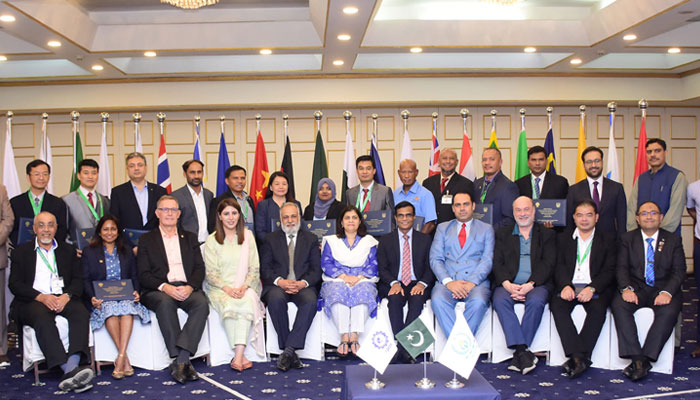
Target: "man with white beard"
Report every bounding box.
[259,202,321,371]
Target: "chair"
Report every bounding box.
[265,303,324,361]
[548,305,612,369]
[207,307,268,367]
[609,307,675,374]
[433,303,492,361]
[491,303,550,363]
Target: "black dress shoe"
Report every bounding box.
[277,352,292,372]
[568,357,588,379]
[562,358,575,375]
[628,359,651,381]
[169,361,187,384]
[291,353,304,369]
[622,361,635,379]
[691,346,700,358]
[507,352,522,372]
[184,363,199,381]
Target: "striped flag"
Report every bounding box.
[459,116,475,180]
[39,115,54,194]
[370,127,386,185]
[488,116,499,149]
[605,114,620,182]
[428,117,440,176]
[157,114,172,193]
[543,120,557,174]
[193,116,205,183]
[69,113,84,192]
[97,114,112,197]
[341,121,358,204]
[2,113,21,198]
[633,115,649,184]
[575,111,587,183]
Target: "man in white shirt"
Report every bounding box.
[686,179,700,358]
[63,159,110,253]
[171,160,213,243]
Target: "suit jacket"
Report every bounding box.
[0,185,14,270]
[136,228,205,293]
[345,183,394,213]
[429,219,494,286]
[109,181,167,231]
[554,228,616,295]
[302,199,344,221]
[422,173,475,225]
[616,228,685,296]
[63,190,111,244]
[474,171,519,230]
[208,191,255,233]
[515,172,569,200]
[10,191,68,246]
[81,244,139,303]
[254,198,303,244]
[566,178,627,238]
[171,184,214,238]
[377,229,434,295]
[259,229,321,294]
[492,223,555,289]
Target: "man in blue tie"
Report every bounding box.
[611,201,685,381]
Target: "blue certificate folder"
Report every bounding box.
[534,199,567,226]
[124,229,148,247]
[74,228,95,251]
[17,217,35,245]
[92,279,134,302]
[413,216,425,231]
[303,219,336,244]
[473,204,493,225]
[362,210,392,236]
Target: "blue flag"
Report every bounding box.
[370,134,386,185]
[216,132,230,196]
[544,127,557,175]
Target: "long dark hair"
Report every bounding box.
[264,171,293,202]
[214,198,245,245]
[335,205,367,238]
[89,214,127,254]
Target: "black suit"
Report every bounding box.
[611,228,685,361]
[109,181,167,232]
[260,229,321,350]
[8,241,89,369]
[302,200,343,221]
[377,229,433,336]
[515,172,569,200]
[209,191,255,233]
[137,228,209,357]
[492,223,555,290]
[10,191,68,246]
[550,229,616,358]
[81,245,140,307]
[566,178,626,238]
[422,174,475,225]
[474,172,519,230]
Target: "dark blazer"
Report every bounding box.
[515,172,569,200]
[422,173,475,225]
[474,171,519,230]
[10,191,68,246]
[171,184,214,238]
[81,244,139,303]
[566,178,626,238]
[8,241,82,319]
[254,198,302,244]
[616,228,685,296]
[208,191,255,233]
[110,181,167,232]
[259,229,322,293]
[302,200,343,221]
[492,223,555,289]
[554,228,616,295]
[376,229,434,296]
[136,228,205,293]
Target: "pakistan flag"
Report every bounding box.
[396,316,435,359]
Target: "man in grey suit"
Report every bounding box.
[171,160,213,244]
[63,159,110,253]
[345,155,394,218]
[0,184,14,366]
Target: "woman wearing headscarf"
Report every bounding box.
[303,178,343,221]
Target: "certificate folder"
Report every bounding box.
[93,279,134,302]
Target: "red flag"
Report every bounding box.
[428,118,440,177]
[250,131,270,209]
[633,116,649,184]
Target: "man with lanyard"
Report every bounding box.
[474,148,519,229]
[344,155,394,224]
[394,159,437,234]
[515,146,569,229]
[171,159,213,244]
[208,165,255,233]
[63,159,110,255]
[422,148,475,226]
[9,159,68,246]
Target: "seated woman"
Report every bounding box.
[82,215,150,379]
[204,198,265,371]
[320,205,379,356]
[303,178,343,221]
[254,171,302,245]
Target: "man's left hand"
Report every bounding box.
[410,283,426,296]
[654,292,672,306]
[55,294,71,313]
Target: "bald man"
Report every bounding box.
[394,159,437,234]
[475,148,519,229]
[422,149,475,226]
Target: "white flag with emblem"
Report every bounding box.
[437,311,480,379]
[356,311,397,374]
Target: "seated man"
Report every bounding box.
[9,212,93,393]
[260,202,321,372]
[377,201,434,363]
[137,195,209,384]
[550,200,616,378]
[492,196,555,375]
[430,192,494,337]
[612,201,685,381]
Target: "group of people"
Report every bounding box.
[0,136,697,393]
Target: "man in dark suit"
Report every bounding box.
[110,152,167,234]
[345,155,394,215]
[422,148,475,226]
[0,184,13,367]
[611,201,685,381]
[492,196,555,375]
[550,200,617,378]
[9,212,93,393]
[171,159,213,244]
[515,145,569,201]
[474,148,519,229]
[260,202,321,372]
[209,165,255,233]
[10,159,68,246]
[566,146,627,238]
[377,201,433,363]
[137,195,209,384]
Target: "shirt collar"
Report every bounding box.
[401,181,420,194]
[441,172,455,181]
[641,230,659,244]
[572,227,595,241]
[398,228,413,240]
[456,219,473,231]
[360,181,375,191]
[232,190,248,201]
[532,170,547,181]
[30,190,45,202]
[586,176,603,186]
[484,171,501,184]
[78,186,94,198]
[132,181,148,192]
[159,226,179,238]
[186,184,203,197]
[34,238,58,252]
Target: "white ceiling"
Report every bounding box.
[0,0,699,82]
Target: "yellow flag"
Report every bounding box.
[575,116,587,182]
[488,127,499,149]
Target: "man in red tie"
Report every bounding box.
[422,148,475,226]
[344,155,394,220]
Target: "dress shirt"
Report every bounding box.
[30,191,46,208]
[132,182,149,226]
[640,229,670,297]
[159,227,187,286]
[586,176,604,199]
[512,224,532,285]
[440,172,455,192]
[441,219,473,285]
[531,171,546,197]
[33,238,60,295]
[78,186,97,207]
[186,184,209,243]
[571,228,595,284]
[233,192,254,225]
[686,180,700,239]
[390,228,428,288]
[273,230,309,287]
[357,182,375,204]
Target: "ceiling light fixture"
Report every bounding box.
[337,34,351,41]
[0,15,16,22]
[47,40,61,48]
[0,56,7,61]
[668,47,681,54]
[160,0,218,9]
[260,49,272,55]
[570,58,582,65]
[481,0,520,5]
[343,6,359,15]
[524,47,536,53]
[333,60,344,66]
[144,51,157,57]
[92,65,104,71]
[623,34,637,41]
[410,47,423,53]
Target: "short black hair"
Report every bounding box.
[182,159,204,172]
[636,200,661,215]
[26,159,51,175]
[453,191,474,203]
[78,159,99,173]
[356,155,375,169]
[527,145,547,158]
[394,201,415,215]
[336,205,368,238]
[581,146,603,162]
[646,138,666,151]
[225,165,246,179]
[264,171,293,202]
[574,199,598,215]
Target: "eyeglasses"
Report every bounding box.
[583,159,602,165]
[36,222,56,229]
[30,172,50,178]
[396,213,415,219]
[157,207,179,214]
[638,211,660,217]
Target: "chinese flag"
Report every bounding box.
[250,131,270,209]
[633,116,649,184]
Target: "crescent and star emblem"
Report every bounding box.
[408,330,424,347]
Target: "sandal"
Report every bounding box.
[337,341,350,357]
[123,354,134,377]
[112,354,125,379]
[242,361,253,370]
[349,341,360,355]
[230,359,244,371]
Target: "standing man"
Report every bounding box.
[422,148,474,226]
[209,165,255,233]
[137,195,209,384]
[171,160,213,244]
[515,146,569,200]
[474,148,519,229]
[687,178,700,358]
[430,192,494,336]
[0,184,14,367]
[394,159,437,234]
[612,201,685,381]
[259,202,321,372]
[63,159,110,249]
[377,201,433,363]
[491,196,555,375]
[10,160,68,245]
[566,146,627,238]
[345,155,394,214]
[627,139,688,234]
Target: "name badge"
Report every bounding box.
[50,275,64,294]
[441,195,453,205]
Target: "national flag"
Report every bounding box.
[396,314,435,359]
[514,116,529,180]
[309,130,329,206]
[97,116,112,197]
[633,115,649,184]
[400,123,413,162]
[215,132,230,197]
[428,118,440,176]
[370,129,386,185]
[69,118,84,192]
[488,116,499,149]
[2,113,21,198]
[356,312,397,374]
[575,112,587,183]
[157,120,171,194]
[193,117,205,183]
[250,130,270,209]
[458,118,476,181]
[39,115,54,194]
[543,125,557,174]
[436,311,480,380]
[605,114,620,182]
[280,124,296,200]
[341,122,358,204]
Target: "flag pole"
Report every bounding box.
[415,348,435,388]
[546,106,553,131]
[41,113,48,160]
[460,108,469,138]
[365,368,385,390]
[445,371,464,389]
[491,109,497,133]
[343,110,352,136]
[133,113,142,152]
[314,110,322,133]
[639,98,648,119]
[401,109,409,134]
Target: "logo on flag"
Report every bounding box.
[356,312,397,374]
[396,316,435,359]
[437,312,480,380]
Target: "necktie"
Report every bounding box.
[645,237,655,286]
[287,234,296,281]
[34,196,40,208]
[534,177,541,200]
[592,181,600,208]
[87,192,95,209]
[458,223,467,248]
[362,188,370,212]
[440,177,448,193]
[401,234,411,286]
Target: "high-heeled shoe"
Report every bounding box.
[112,354,125,379]
[121,353,135,377]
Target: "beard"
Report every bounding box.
[39,236,54,245]
[281,222,300,235]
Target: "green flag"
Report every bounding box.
[396,315,435,358]
[70,129,84,192]
[514,128,528,181]
[309,130,328,206]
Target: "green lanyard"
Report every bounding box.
[480,180,491,203]
[355,185,373,211]
[36,247,57,275]
[576,239,593,266]
[531,178,538,200]
[236,195,250,220]
[77,190,103,221]
[29,192,44,216]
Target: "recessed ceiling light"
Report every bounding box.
[47,40,61,48]
[668,47,681,54]
[337,34,351,41]
[0,15,15,22]
[333,59,344,66]
[623,34,637,41]
[260,49,272,55]
[144,51,157,57]
[410,47,423,53]
[524,47,536,53]
[91,64,104,71]
[570,58,582,65]
[0,56,7,62]
[343,6,359,15]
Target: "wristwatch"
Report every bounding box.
[587,286,596,293]
[620,286,634,293]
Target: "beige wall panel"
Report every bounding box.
[670,116,697,140]
[559,115,587,140]
[595,115,624,140]
[403,115,435,145]
[523,115,548,140]
[412,148,432,184]
[124,120,154,146]
[83,153,115,185]
[14,155,34,192]
[204,119,235,145]
[559,147,579,184]
[84,121,114,147]
[245,118,276,144]
[633,115,660,139]
[287,117,316,144]
[47,122,74,148]
[291,149,319,205]
[327,149,350,201]
[163,120,195,145]
[11,123,36,149]
[670,148,697,183]
[499,147,512,178]
[365,116,395,142]
[444,115,473,141]
[482,115,511,141]
[327,116,356,143]
[378,148,396,189]
[51,154,74,195]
